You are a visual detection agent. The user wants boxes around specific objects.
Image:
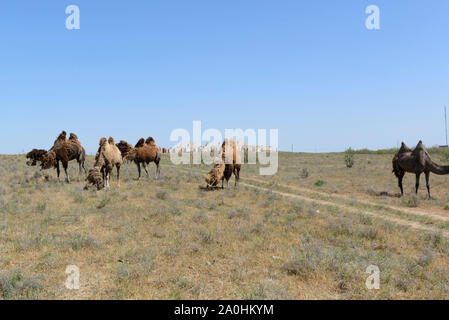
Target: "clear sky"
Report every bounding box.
[1,0,448,154]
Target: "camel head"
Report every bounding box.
[125,148,138,162]
[69,133,78,141]
[98,137,107,147]
[205,172,219,188]
[40,151,57,170]
[86,167,104,191]
[205,158,224,188]
[26,149,47,166]
[108,137,115,145]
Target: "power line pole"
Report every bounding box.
[445,105,448,146]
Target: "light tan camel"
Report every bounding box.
[88,137,123,189]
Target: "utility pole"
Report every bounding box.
[445,105,448,146]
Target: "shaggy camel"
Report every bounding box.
[116,140,134,159]
[221,138,242,187]
[88,137,123,189]
[205,138,242,189]
[26,149,48,167]
[393,141,449,198]
[39,131,87,182]
[205,158,226,188]
[126,137,161,180]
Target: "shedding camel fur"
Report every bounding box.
[26,149,48,167]
[37,131,87,182]
[205,158,226,188]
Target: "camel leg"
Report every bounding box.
[56,161,61,181]
[116,165,121,187]
[415,173,421,195]
[136,162,141,180]
[106,170,110,189]
[234,167,240,187]
[143,162,150,178]
[63,161,70,183]
[398,172,404,196]
[82,161,87,174]
[425,171,431,199]
[222,179,224,189]
[78,160,82,180]
[155,162,161,180]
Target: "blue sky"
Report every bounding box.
[1,0,448,154]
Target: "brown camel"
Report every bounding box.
[26,149,48,166]
[126,137,161,180]
[40,131,87,182]
[222,138,241,187]
[87,137,123,189]
[116,140,134,159]
[393,140,449,198]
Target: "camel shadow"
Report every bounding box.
[198,185,223,192]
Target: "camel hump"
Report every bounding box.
[415,140,425,150]
[99,137,107,146]
[145,137,156,146]
[56,131,67,141]
[135,138,145,148]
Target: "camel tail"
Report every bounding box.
[428,160,449,175]
[392,156,403,178]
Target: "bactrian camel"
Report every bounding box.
[87,137,123,190]
[38,131,87,182]
[126,137,161,180]
[393,140,449,198]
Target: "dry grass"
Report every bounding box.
[0,152,449,300]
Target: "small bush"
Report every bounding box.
[35,201,47,214]
[0,270,44,299]
[299,168,309,179]
[440,149,449,162]
[344,148,355,168]
[403,194,419,208]
[156,191,169,200]
[314,180,325,187]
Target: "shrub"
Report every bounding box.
[156,191,169,200]
[314,180,325,187]
[441,149,449,162]
[35,201,47,213]
[403,194,419,208]
[299,168,309,179]
[344,148,355,168]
